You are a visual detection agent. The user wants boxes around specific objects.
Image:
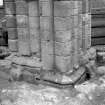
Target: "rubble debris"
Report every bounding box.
[9,65,23,81]
[96,66,105,75]
[0,47,104,89]
[11,56,42,68]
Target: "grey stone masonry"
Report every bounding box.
[3,0,91,73]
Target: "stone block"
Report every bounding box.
[41,40,53,55]
[78,14,83,26]
[55,30,72,43]
[11,57,42,68]
[8,39,18,52]
[8,28,17,39]
[22,70,34,83]
[41,1,50,16]
[74,1,79,9]
[5,1,16,15]
[29,28,39,39]
[97,66,105,75]
[0,10,4,19]
[72,8,79,16]
[55,41,72,56]
[15,0,28,15]
[28,1,38,16]
[29,17,39,29]
[73,28,79,39]
[73,15,79,27]
[54,1,72,17]
[17,28,30,55]
[17,28,30,41]
[55,55,71,73]
[16,15,28,28]
[18,41,30,56]
[42,54,53,70]
[78,1,82,13]
[6,16,16,28]
[30,29,40,53]
[40,17,50,31]
[54,17,71,31]
[41,30,53,41]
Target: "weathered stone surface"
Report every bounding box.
[22,70,34,83]
[28,1,38,16]
[41,1,50,16]
[73,15,79,27]
[15,0,28,15]
[40,17,50,31]
[29,28,39,38]
[55,55,71,73]
[42,54,53,70]
[41,30,53,41]
[0,83,65,105]
[16,15,28,28]
[5,1,15,15]
[40,0,50,1]
[17,28,29,41]
[41,40,54,70]
[87,47,96,60]
[4,0,14,2]
[17,28,30,55]
[10,65,23,81]
[8,40,18,52]
[30,32,40,54]
[54,17,71,31]
[29,17,39,29]
[6,16,16,28]
[41,41,53,55]
[8,28,17,39]
[29,28,40,53]
[55,41,71,56]
[97,66,105,75]
[75,81,98,94]
[11,56,42,68]
[18,41,30,55]
[55,30,72,42]
[0,60,11,70]
[54,1,72,17]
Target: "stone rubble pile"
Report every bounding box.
[1,76,105,105]
[0,47,105,88]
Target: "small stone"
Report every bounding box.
[10,65,23,81]
[61,75,73,83]
[75,81,97,94]
[22,70,34,83]
[87,47,96,60]
[97,66,105,75]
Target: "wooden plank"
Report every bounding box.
[92,14,105,19]
[92,27,105,37]
[92,18,105,27]
[91,37,105,46]
[91,8,105,15]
